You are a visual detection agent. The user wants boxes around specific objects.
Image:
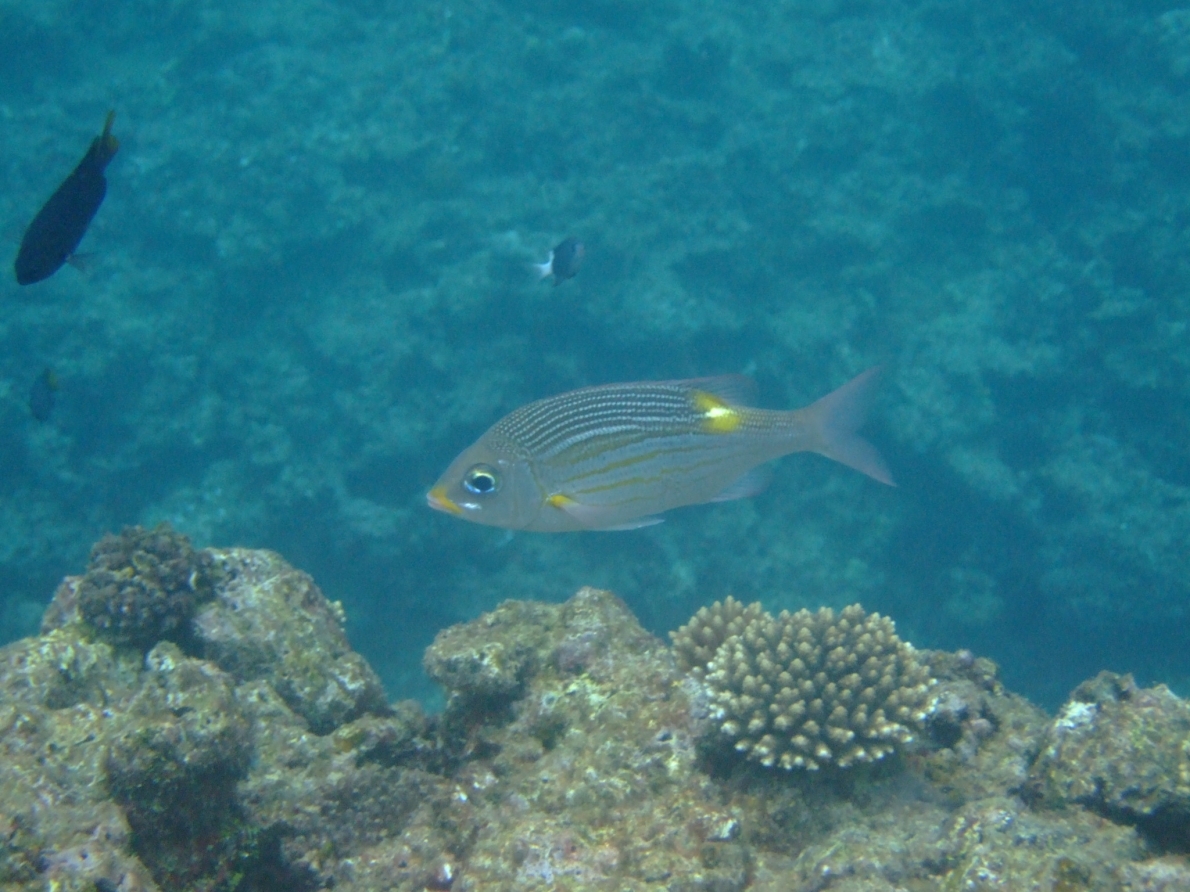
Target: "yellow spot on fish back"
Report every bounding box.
[692,390,743,433]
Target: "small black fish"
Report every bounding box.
[534,236,584,285]
[15,111,119,286]
[29,367,58,422]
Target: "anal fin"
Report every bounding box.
[596,516,665,531]
[708,466,772,503]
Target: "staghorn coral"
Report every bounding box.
[676,601,934,770]
[74,523,215,650]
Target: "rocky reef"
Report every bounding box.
[2,530,1190,891]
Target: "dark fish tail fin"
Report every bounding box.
[66,252,95,273]
[802,367,895,486]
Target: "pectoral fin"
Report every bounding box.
[548,493,665,531]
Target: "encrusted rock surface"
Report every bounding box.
[1030,670,1190,842]
[194,548,389,734]
[2,538,1190,891]
[1,544,416,892]
[423,586,749,892]
[104,641,255,885]
[0,630,154,892]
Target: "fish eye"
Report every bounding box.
[463,464,500,495]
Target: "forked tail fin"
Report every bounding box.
[802,367,895,486]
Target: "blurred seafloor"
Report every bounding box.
[1,0,1189,708]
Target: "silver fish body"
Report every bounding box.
[427,368,892,532]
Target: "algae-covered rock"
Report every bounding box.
[423,598,556,711]
[235,680,440,890]
[193,547,389,734]
[0,539,406,892]
[1029,671,1190,842]
[4,533,1189,892]
[106,641,253,818]
[0,625,139,711]
[423,586,664,721]
[753,793,1143,892]
[1118,855,1190,890]
[421,587,753,892]
[0,633,159,892]
[918,649,1048,803]
[104,641,255,888]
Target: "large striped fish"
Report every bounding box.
[427,368,894,532]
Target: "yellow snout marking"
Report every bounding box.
[427,486,464,516]
[692,390,742,433]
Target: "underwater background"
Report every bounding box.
[1,0,1187,710]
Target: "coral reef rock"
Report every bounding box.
[675,600,934,770]
[2,535,1189,891]
[194,548,389,733]
[1030,670,1190,847]
[2,542,418,892]
[421,586,753,892]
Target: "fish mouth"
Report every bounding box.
[427,486,464,516]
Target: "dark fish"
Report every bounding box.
[428,367,893,531]
[534,236,584,285]
[15,111,120,286]
[29,367,58,422]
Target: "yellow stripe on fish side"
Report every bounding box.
[691,390,743,433]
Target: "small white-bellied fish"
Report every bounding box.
[427,368,893,532]
[534,237,584,285]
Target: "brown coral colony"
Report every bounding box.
[76,522,215,649]
[672,598,934,770]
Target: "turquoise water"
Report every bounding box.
[2,0,1187,709]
